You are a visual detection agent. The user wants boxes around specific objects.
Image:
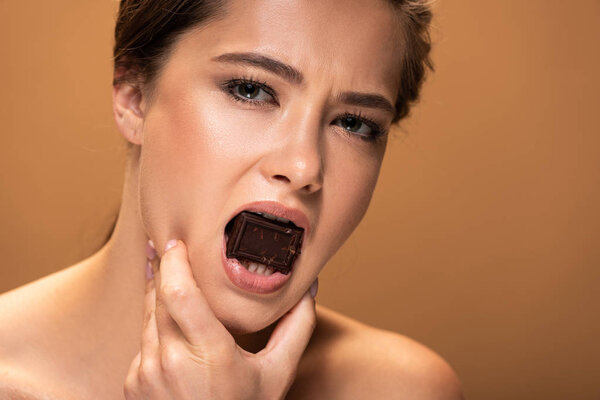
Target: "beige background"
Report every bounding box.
[1,1,599,399]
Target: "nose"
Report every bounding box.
[259,110,324,195]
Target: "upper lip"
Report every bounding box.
[225,200,311,239]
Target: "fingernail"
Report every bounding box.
[145,260,154,281]
[164,239,178,253]
[309,278,319,298]
[146,240,157,260]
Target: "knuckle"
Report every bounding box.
[210,334,237,357]
[139,357,161,384]
[160,343,186,376]
[123,375,138,398]
[161,283,188,304]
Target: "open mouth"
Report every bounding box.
[224,211,304,276]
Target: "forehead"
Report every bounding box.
[179,0,404,99]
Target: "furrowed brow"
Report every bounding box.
[336,91,397,119]
[212,52,395,117]
[211,52,304,85]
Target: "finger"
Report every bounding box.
[146,240,160,277]
[127,352,142,381]
[259,292,317,379]
[140,278,160,367]
[153,257,183,348]
[158,240,233,351]
[139,277,172,391]
[124,352,141,399]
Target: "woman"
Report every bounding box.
[0,0,463,398]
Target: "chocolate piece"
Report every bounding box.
[226,211,304,274]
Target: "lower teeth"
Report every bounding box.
[239,259,275,276]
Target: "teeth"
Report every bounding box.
[256,264,266,275]
[239,260,277,276]
[257,212,291,224]
[248,262,258,273]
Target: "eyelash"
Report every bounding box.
[220,77,387,142]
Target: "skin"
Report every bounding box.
[0,0,463,398]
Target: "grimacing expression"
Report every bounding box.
[131,0,404,333]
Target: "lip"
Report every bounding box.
[221,200,311,294]
[221,235,292,294]
[224,200,311,240]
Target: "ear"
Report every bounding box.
[112,82,144,145]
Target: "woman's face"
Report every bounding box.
[136,0,403,333]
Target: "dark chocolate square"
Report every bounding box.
[226,211,304,274]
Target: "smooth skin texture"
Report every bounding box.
[0,0,462,398]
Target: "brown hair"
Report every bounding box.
[113,0,433,122]
[390,0,434,121]
[113,0,227,93]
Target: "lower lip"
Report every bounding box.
[221,235,292,294]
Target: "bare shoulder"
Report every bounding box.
[0,271,65,359]
[0,268,83,400]
[288,305,463,400]
[0,364,64,400]
[0,290,48,400]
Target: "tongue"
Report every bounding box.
[225,211,304,275]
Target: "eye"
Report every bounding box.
[333,113,385,141]
[336,116,370,134]
[222,78,278,105]
[235,82,271,101]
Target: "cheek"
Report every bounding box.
[311,139,384,265]
[138,94,238,241]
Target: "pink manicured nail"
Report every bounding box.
[164,239,178,252]
[309,278,319,298]
[146,261,154,280]
[146,240,157,260]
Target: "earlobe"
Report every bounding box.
[113,83,144,145]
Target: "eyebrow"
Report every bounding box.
[336,92,397,119]
[212,52,304,85]
[212,51,396,118]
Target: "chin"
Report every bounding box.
[216,309,276,336]
[207,295,284,335]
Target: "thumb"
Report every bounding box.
[259,289,317,381]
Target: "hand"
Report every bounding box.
[124,240,317,400]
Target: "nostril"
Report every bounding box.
[272,174,291,183]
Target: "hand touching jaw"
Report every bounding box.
[125,240,317,399]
